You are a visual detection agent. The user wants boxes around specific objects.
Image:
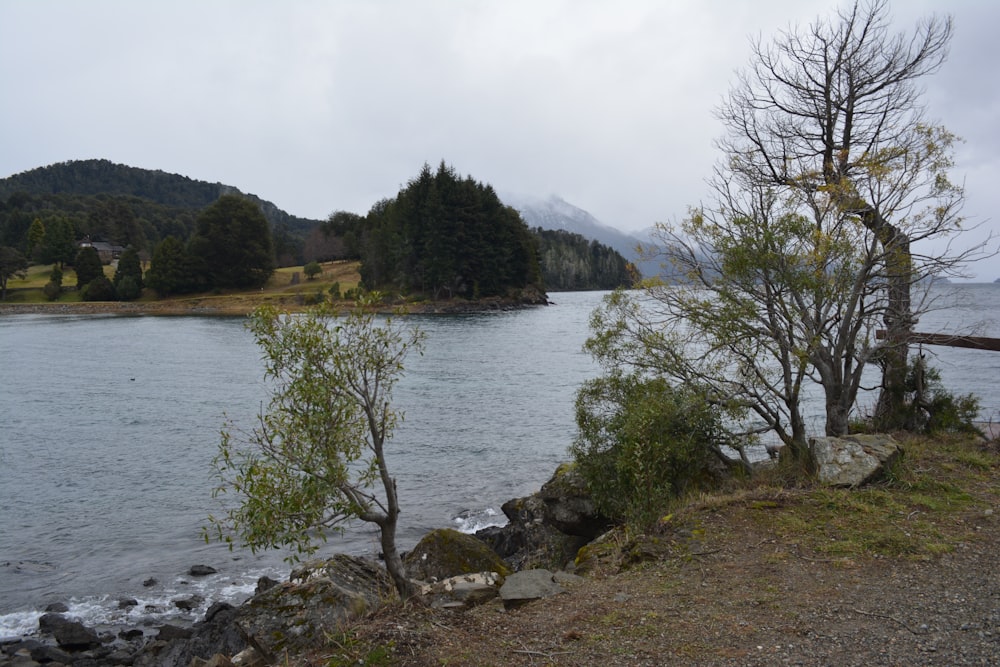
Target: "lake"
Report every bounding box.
[1,285,998,639]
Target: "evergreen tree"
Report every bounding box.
[74,246,103,289]
[188,195,275,289]
[359,162,543,300]
[113,247,143,290]
[146,236,200,296]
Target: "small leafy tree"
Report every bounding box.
[207,298,425,597]
[303,261,322,280]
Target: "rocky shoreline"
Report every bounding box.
[0,465,603,667]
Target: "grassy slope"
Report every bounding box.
[0,260,363,315]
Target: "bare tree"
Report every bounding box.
[715,0,974,427]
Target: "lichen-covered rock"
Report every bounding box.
[538,464,611,538]
[499,569,567,609]
[404,528,511,582]
[237,554,395,661]
[809,434,903,487]
[419,571,502,609]
[476,464,609,572]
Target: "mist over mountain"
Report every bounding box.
[502,193,644,259]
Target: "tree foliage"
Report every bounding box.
[572,371,735,528]
[534,228,635,291]
[341,162,543,299]
[603,1,981,463]
[207,299,425,597]
[74,245,104,290]
[145,236,201,296]
[81,275,116,301]
[188,195,275,289]
[0,160,318,265]
[0,245,28,300]
[715,0,977,428]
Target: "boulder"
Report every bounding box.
[189,565,218,577]
[236,554,395,661]
[37,613,101,650]
[477,471,600,572]
[498,569,567,609]
[537,464,612,538]
[404,528,511,582]
[809,434,903,487]
[419,571,502,610]
[132,599,244,667]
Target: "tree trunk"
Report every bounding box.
[378,512,416,599]
[873,233,913,429]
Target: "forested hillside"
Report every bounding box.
[0,160,317,265]
[534,228,635,291]
[2,159,635,296]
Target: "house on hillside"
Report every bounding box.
[78,237,125,264]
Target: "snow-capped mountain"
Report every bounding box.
[501,193,647,263]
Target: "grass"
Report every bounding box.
[2,260,363,314]
[667,433,1000,562]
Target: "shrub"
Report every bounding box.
[116,275,142,301]
[572,374,730,528]
[81,276,117,301]
[43,281,61,301]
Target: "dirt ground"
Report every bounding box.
[307,435,1000,666]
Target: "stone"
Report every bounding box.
[809,434,903,487]
[537,464,613,538]
[499,569,566,609]
[174,595,204,611]
[37,613,101,650]
[404,528,511,582]
[189,565,217,577]
[204,602,235,623]
[29,643,74,664]
[478,494,590,571]
[419,572,501,609]
[231,646,267,667]
[237,554,395,661]
[254,576,279,595]
[43,602,69,613]
[157,625,193,641]
[118,597,139,609]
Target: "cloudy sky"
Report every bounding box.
[2,1,997,279]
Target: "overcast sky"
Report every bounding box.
[2,1,997,279]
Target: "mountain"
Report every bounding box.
[502,193,666,279]
[502,194,643,258]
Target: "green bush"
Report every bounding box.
[81,275,117,301]
[43,281,61,301]
[903,356,981,434]
[571,374,729,528]
[116,275,142,301]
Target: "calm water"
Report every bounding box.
[1,285,998,639]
